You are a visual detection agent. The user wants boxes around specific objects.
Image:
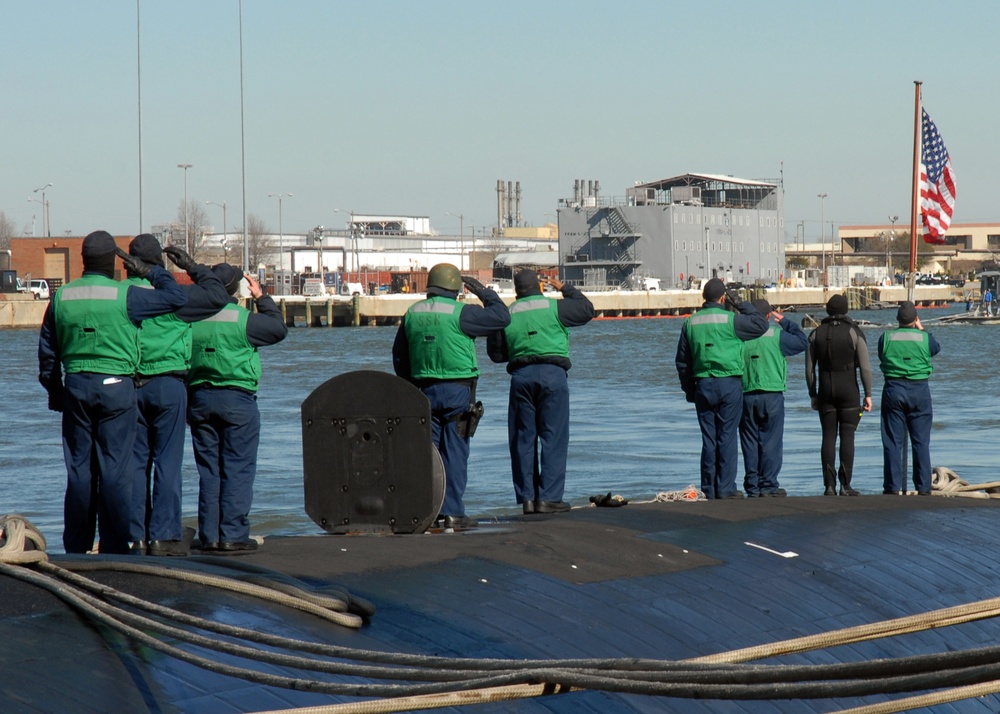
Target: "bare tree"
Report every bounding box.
[228,213,275,270]
[174,200,212,262]
[0,211,16,252]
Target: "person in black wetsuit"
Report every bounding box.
[805,294,873,496]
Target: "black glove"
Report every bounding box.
[163,245,197,272]
[724,286,742,310]
[47,386,64,412]
[461,275,487,297]
[115,247,151,278]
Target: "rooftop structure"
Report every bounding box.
[557,174,784,289]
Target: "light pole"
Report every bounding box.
[334,208,358,273]
[817,193,828,273]
[32,183,52,237]
[445,212,464,270]
[268,193,291,295]
[888,214,899,277]
[206,200,227,258]
[177,164,193,253]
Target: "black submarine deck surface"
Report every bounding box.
[4,495,1000,713]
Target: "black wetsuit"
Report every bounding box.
[805,314,873,493]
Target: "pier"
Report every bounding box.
[0,284,963,329]
[270,284,960,328]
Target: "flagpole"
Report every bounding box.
[908,80,922,302]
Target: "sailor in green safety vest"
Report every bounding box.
[738,298,808,497]
[676,278,768,499]
[878,300,940,495]
[37,230,187,554]
[487,269,594,515]
[122,235,230,557]
[392,263,511,530]
[187,264,288,552]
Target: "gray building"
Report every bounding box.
[557,174,785,288]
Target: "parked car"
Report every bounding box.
[20,279,50,300]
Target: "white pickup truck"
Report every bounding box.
[17,279,50,300]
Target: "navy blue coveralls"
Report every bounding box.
[188,294,288,546]
[878,329,941,494]
[739,317,808,496]
[487,284,594,507]
[129,264,229,545]
[393,285,511,518]
[38,265,187,554]
[676,301,769,499]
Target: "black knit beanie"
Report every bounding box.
[128,233,164,269]
[513,269,542,298]
[81,230,117,277]
[212,263,244,295]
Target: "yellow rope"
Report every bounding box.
[251,684,563,714]
[833,678,1000,714]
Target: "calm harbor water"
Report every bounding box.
[1,304,994,551]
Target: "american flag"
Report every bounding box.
[919,108,956,245]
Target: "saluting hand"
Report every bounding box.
[245,274,263,299]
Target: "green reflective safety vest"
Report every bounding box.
[741,327,786,392]
[880,328,933,380]
[504,295,569,360]
[685,305,743,378]
[404,296,478,380]
[189,304,261,392]
[125,277,191,376]
[54,275,139,375]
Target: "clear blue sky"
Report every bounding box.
[3,0,998,241]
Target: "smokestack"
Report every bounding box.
[496,179,504,233]
[515,181,522,227]
[507,181,513,229]
[594,180,601,198]
[573,179,580,204]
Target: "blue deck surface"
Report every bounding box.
[4,497,1000,713]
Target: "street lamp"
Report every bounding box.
[268,193,292,295]
[445,212,464,270]
[333,208,358,273]
[177,164,193,253]
[887,214,899,277]
[206,201,227,257]
[32,183,52,237]
[817,193,828,272]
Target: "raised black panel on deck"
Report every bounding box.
[301,370,444,534]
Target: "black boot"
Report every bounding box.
[839,466,860,496]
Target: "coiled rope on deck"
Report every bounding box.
[0,514,48,564]
[9,515,1000,712]
[932,466,1000,498]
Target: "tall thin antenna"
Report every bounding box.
[136,0,143,232]
[239,0,249,272]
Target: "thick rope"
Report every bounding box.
[0,514,48,564]
[56,557,363,628]
[836,678,1000,713]
[10,514,1000,712]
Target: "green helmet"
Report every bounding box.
[427,263,462,291]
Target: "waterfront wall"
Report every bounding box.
[274,284,959,327]
[0,284,962,329]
